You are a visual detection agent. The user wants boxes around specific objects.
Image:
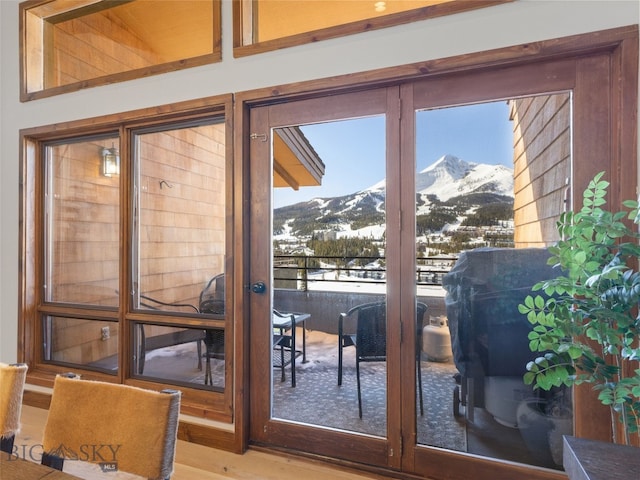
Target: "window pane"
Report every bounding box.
[415,95,573,470]
[239,1,507,49]
[272,117,388,435]
[43,316,118,373]
[23,0,218,97]
[248,0,446,43]
[44,136,120,306]
[133,120,226,315]
[133,323,225,391]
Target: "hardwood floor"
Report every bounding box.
[14,405,391,480]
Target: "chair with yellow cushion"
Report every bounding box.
[42,373,181,480]
[0,362,28,454]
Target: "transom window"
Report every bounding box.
[20,0,220,101]
[234,0,512,56]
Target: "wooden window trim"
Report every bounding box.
[19,0,222,102]
[19,94,236,429]
[233,0,512,58]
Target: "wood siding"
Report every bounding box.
[50,317,117,366]
[138,123,226,308]
[46,11,161,89]
[49,139,120,306]
[49,124,226,365]
[511,94,571,248]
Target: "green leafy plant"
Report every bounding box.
[518,172,640,445]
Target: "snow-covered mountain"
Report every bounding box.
[367,154,513,202]
[274,155,514,241]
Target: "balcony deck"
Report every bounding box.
[138,327,540,467]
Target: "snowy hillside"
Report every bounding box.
[273,154,514,242]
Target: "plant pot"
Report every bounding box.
[516,399,573,468]
[484,376,533,428]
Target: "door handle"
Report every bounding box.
[251,281,266,294]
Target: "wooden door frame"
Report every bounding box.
[235,24,638,479]
[246,88,400,469]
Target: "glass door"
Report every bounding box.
[248,87,404,468]
[271,117,389,431]
[412,96,573,467]
[404,53,622,480]
[248,50,628,479]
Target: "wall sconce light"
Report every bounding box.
[101,145,120,177]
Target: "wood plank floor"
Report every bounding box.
[14,405,394,480]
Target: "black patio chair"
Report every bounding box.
[338,301,428,418]
[200,273,306,386]
[199,273,226,386]
[199,273,225,313]
[137,293,203,375]
[136,275,226,385]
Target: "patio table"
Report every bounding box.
[273,311,310,387]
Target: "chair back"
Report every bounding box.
[343,301,428,417]
[351,301,428,360]
[43,374,181,480]
[0,363,28,439]
[355,302,387,361]
[199,273,225,313]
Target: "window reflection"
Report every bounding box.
[416,94,573,469]
[44,136,120,306]
[43,316,118,374]
[133,120,226,316]
[133,324,225,391]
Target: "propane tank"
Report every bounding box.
[422,316,453,362]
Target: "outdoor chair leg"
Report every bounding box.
[138,324,146,375]
[280,342,286,383]
[290,324,296,388]
[356,360,363,418]
[204,352,212,385]
[338,339,343,386]
[417,359,424,416]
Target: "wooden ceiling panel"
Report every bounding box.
[108,1,214,61]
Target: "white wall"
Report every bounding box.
[1,0,638,362]
[0,0,4,361]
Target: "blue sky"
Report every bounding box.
[273,100,513,208]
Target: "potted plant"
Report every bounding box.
[516,386,573,467]
[518,172,640,446]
